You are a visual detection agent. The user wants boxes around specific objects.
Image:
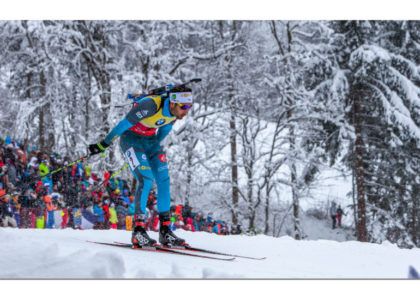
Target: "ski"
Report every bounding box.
[87,241,235,261]
[174,245,267,260]
[114,241,266,260]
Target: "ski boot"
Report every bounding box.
[159,211,188,248]
[131,214,157,248]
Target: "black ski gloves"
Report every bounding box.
[89,140,110,156]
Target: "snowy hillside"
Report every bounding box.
[1,228,419,279]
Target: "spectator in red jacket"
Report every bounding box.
[102,198,111,229]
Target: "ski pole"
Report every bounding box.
[33,154,92,182]
[92,163,129,191]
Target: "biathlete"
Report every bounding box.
[89,84,194,248]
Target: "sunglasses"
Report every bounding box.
[176,102,192,110]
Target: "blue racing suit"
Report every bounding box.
[103,95,176,215]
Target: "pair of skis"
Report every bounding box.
[87,240,266,261]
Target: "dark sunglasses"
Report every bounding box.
[176,102,192,110]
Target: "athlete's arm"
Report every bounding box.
[103,98,158,145]
[155,121,174,143]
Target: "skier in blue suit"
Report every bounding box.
[89,84,194,247]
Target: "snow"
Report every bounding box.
[1,227,419,279]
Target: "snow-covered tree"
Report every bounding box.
[315,21,420,246]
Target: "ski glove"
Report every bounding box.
[89,140,110,156]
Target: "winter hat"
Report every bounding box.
[110,203,115,207]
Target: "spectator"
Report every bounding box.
[28,157,39,169]
[0,137,240,236]
[146,192,158,231]
[185,216,195,232]
[121,189,130,204]
[212,220,223,235]
[4,144,17,186]
[206,213,214,226]
[231,224,242,235]
[11,192,21,227]
[45,195,56,229]
[1,166,9,192]
[1,195,17,228]
[175,205,184,224]
[72,205,82,229]
[93,201,105,229]
[206,221,214,232]
[116,201,128,229]
[193,213,205,231]
[102,198,111,228]
[85,201,94,214]
[79,189,89,208]
[128,197,135,216]
[330,201,337,229]
[169,213,177,231]
[19,189,31,228]
[39,159,53,193]
[60,205,69,229]
[173,214,184,230]
[65,181,78,208]
[109,203,118,229]
[16,143,26,164]
[182,205,193,223]
[336,205,346,228]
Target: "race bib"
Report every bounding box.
[125,147,140,170]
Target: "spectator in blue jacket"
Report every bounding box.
[93,201,105,229]
[121,189,130,205]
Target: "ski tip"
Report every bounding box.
[235,256,266,260]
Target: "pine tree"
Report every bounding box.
[318,21,420,245]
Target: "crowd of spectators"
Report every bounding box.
[0,136,243,235]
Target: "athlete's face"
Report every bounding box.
[169,102,192,120]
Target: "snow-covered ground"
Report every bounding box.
[1,227,419,279]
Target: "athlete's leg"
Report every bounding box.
[149,149,170,213]
[149,149,186,246]
[120,133,157,246]
[120,134,154,215]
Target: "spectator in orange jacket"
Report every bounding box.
[45,195,56,229]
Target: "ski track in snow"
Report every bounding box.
[1,228,419,279]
